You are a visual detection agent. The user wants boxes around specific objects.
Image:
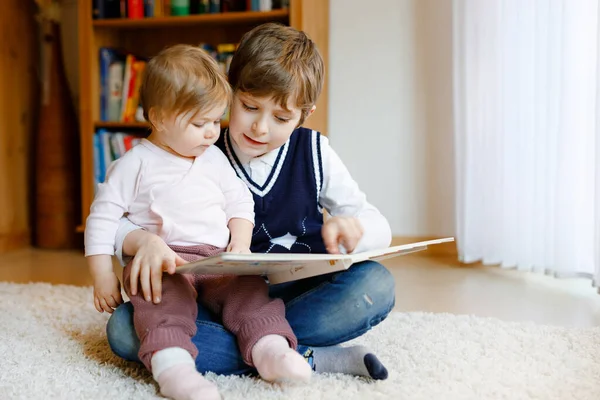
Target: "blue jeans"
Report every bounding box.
[106,260,395,376]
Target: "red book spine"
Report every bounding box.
[128,0,144,18]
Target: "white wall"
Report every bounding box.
[328,0,455,237]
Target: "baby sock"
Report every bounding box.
[251,334,312,382]
[306,345,388,380]
[152,347,221,400]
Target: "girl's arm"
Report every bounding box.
[115,218,186,303]
[85,154,140,312]
[214,147,255,252]
[227,218,253,253]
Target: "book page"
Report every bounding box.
[175,254,352,281]
[175,237,455,283]
[349,237,455,263]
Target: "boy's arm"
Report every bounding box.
[318,136,392,253]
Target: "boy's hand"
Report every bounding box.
[129,234,187,304]
[322,216,364,254]
[93,272,123,313]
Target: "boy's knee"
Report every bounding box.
[343,261,396,323]
[106,302,140,362]
[350,261,395,305]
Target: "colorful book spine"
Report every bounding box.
[99,48,124,121]
[124,61,147,122]
[95,0,122,19]
[143,0,155,16]
[128,0,144,18]
[209,0,220,13]
[171,0,190,15]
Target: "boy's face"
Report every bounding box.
[154,104,226,159]
[228,91,302,158]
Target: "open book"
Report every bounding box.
[176,237,454,284]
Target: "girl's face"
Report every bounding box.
[149,104,227,159]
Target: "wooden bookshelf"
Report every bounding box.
[77,1,329,230]
[92,9,289,28]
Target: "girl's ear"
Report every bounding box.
[148,108,162,131]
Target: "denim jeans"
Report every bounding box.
[106,260,396,376]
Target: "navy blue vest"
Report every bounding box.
[216,127,326,254]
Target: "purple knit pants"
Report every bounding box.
[122,244,297,371]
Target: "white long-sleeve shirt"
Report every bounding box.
[114,134,390,262]
[85,139,254,257]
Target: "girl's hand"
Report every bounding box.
[128,234,187,304]
[227,217,253,254]
[93,272,123,313]
[227,241,251,254]
[322,216,364,254]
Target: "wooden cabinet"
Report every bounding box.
[0,0,38,251]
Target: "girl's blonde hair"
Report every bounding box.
[140,44,231,126]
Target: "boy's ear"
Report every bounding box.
[301,105,317,123]
[296,105,317,128]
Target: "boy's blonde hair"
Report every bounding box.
[228,23,324,125]
[140,44,231,126]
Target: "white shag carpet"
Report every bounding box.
[1,282,600,400]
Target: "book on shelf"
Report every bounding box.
[176,237,455,284]
[98,45,235,124]
[99,48,148,123]
[93,0,287,19]
[93,130,143,187]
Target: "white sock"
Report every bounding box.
[251,335,312,383]
[151,347,221,400]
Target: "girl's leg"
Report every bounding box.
[107,301,255,376]
[107,260,395,377]
[122,270,198,368]
[198,275,310,382]
[121,264,220,400]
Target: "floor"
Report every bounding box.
[1,248,599,329]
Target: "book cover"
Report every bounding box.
[92,133,103,189]
[124,61,146,122]
[96,0,122,19]
[95,129,110,182]
[128,0,145,18]
[119,54,136,121]
[99,48,112,121]
[107,53,125,121]
[144,0,155,16]
[176,238,454,284]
